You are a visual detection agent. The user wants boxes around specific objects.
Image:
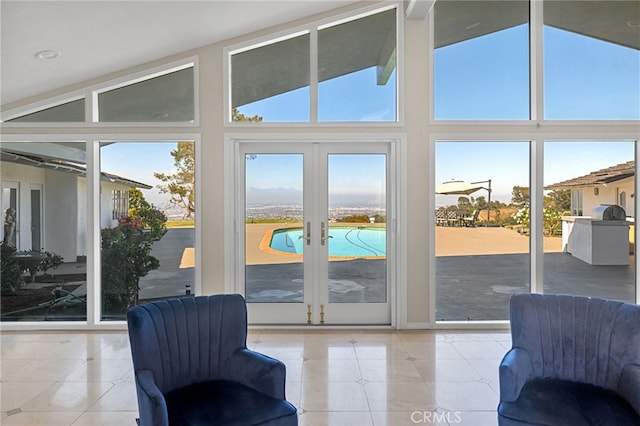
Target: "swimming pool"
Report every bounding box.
[268,226,386,257]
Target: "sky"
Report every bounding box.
[99,16,639,210]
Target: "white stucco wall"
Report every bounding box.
[0,162,46,251]
[43,170,79,262]
[580,177,635,218]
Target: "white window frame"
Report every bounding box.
[0,57,200,128]
[223,2,403,127]
[0,134,202,331]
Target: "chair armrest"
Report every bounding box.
[135,369,169,426]
[619,364,640,416]
[499,347,533,402]
[225,348,287,399]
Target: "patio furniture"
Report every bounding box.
[127,294,298,426]
[446,210,460,227]
[498,293,640,426]
[461,209,479,227]
[436,209,448,226]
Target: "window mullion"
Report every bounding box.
[530,0,544,122]
[310,27,319,123]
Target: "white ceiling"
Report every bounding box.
[0,0,359,105]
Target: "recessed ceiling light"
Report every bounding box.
[627,20,640,28]
[35,50,61,60]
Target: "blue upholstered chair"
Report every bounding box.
[127,294,298,426]
[498,293,640,426]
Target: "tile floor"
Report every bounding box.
[0,330,510,425]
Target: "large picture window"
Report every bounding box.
[433,1,530,120]
[228,6,398,123]
[544,1,640,120]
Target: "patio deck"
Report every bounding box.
[244,224,635,321]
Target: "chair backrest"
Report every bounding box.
[127,294,248,394]
[472,209,479,220]
[509,293,640,391]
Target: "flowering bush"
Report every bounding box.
[101,216,160,316]
[511,206,562,236]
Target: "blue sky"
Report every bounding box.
[101,22,639,209]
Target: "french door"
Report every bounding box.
[237,141,394,325]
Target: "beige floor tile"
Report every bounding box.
[454,410,499,426]
[301,381,369,411]
[413,358,482,382]
[94,336,132,360]
[0,359,29,380]
[303,359,362,382]
[466,358,501,383]
[0,329,508,425]
[402,341,463,359]
[359,359,423,382]
[299,411,373,426]
[354,342,408,360]
[63,359,133,382]
[2,359,85,382]
[365,381,436,412]
[69,411,139,426]
[451,340,508,359]
[371,411,449,426]
[20,382,113,412]
[428,381,499,412]
[0,382,53,412]
[0,411,82,426]
[87,382,138,412]
[304,341,357,360]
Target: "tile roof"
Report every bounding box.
[545,161,635,190]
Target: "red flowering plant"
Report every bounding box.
[101,215,160,317]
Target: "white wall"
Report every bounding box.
[0,162,46,251]
[43,170,79,262]
[582,177,635,218]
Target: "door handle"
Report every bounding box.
[321,222,333,245]
[299,222,311,245]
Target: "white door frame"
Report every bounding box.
[224,133,407,327]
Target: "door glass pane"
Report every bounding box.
[435,141,530,321]
[231,34,310,122]
[245,154,304,302]
[544,141,635,302]
[318,8,397,121]
[328,154,387,303]
[544,1,640,120]
[1,142,86,321]
[98,67,195,122]
[434,0,530,120]
[100,141,196,320]
[30,188,42,250]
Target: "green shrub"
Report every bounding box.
[0,244,23,294]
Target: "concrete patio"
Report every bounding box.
[244,224,635,321]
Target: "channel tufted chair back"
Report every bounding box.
[127,294,298,426]
[499,293,640,425]
[509,293,640,390]
[128,294,247,394]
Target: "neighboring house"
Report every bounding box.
[546,161,635,218]
[1,147,151,262]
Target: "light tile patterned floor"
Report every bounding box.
[0,330,511,426]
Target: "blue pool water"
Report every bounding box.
[269,226,386,257]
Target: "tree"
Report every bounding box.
[154,142,196,219]
[546,189,571,212]
[511,186,530,206]
[154,109,261,219]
